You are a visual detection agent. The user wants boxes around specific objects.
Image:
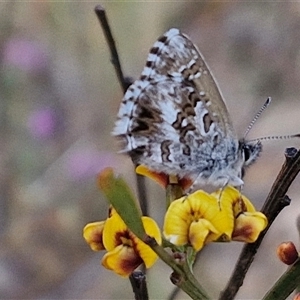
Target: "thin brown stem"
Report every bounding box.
[94,5,148,216]
[94,5,149,297]
[129,271,149,300]
[94,5,131,93]
[220,148,300,300]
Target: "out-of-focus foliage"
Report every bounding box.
[1,2,300,299]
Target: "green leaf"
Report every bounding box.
[97,168,145,239]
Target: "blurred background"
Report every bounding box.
[1,2,300,299]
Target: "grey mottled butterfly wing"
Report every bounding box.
[113,28,260,187]
[139,28,236,139]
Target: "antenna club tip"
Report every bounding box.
[244,98,272,138]
[95,5,105,13]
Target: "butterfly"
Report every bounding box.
[113,28,262,188]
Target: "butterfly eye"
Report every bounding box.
[243,145,251,163]
[242,141,262,167]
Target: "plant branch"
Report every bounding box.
[145,236,211,300]
[166,176,184,209]
[129,271,149,300]
[94,5,131,93]
[220,148,300,300]
[94,5,148,216]
[94,5,149,297]
[262,258,300,300]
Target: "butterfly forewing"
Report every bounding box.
[140,28,236,139]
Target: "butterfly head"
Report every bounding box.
[239,139,263,177]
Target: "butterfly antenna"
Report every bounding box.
[248,133,300,144]
[244,97,272,139]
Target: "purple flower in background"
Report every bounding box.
[27,107,57,139]
[3,38,48,74]
[66,148,118,181]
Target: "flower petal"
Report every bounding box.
[189,219,219,251]
[102,244,143,277]
[103,212,128,251]
[232,212,268,242]
[136,165,169,188]
[136,165,193,190]
[164,190,232,250]
[102,211,161,272]
[83,221,106,251]
[212,186,256,216]
[135,216,162,268]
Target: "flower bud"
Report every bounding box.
[293,293,300,300]
[277,241,299,265]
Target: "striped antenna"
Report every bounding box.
[248,133,300,144]
[244,97,272,139]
